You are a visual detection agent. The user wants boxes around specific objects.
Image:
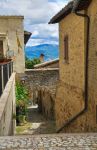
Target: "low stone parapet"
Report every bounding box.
[0,73,16,136]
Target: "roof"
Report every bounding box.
[34,58,59,69]
[24,31,32,45]
[49,0,92,24]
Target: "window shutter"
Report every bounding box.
[0,40,4,60]
[64,35,68,62]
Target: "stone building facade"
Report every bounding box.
[49,0,97,132]
[0,16,25,73]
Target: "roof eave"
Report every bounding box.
[49,0,92,24]
[49,1,73,24]
[24,30,32,45]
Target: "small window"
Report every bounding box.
[64,35,69,63]
[0,40,4,60]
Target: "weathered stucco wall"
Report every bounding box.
[17,68,59,120]
[0,16,25,73]
[55,0,97,133]
[0,73,16,136]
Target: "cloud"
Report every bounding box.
[28,23,58,38]
[0,0,68,46]
[26,38,58,47]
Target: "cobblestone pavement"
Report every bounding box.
[0,133,97,150]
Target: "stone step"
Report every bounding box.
[0,133,97,149]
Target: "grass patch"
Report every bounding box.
[16,122,32,134]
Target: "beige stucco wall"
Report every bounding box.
[0,73,16,136]
[55,13,85,131]
[59,13,85,89]
[55,0,97,133]
[0,16,25,73]
[86,0,97,131]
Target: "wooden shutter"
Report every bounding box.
[64,36,68,62]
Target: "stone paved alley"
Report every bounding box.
[1,133,97,149]
[16,105,56,135]
[13,106,97,150]
[5,107,97,150]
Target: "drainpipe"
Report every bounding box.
[57,9,90,133]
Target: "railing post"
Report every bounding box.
[11,62,13,74]
[0,61,13,97]
[1,65,4,92]
[7,63,9,79]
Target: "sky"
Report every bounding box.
[0,0,69,46]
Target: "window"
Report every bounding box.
[64,35,69,62]
[0,40,4,60]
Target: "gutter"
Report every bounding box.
[57,7,90,133]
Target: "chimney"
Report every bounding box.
[39,53,44,62]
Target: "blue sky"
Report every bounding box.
[0,0,69,46]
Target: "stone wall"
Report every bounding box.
[37,85,56,120]
[0,16,25,73]
[17,68,59,120]
[55,0,97,133]
[55,12,85,131]
[0,73,16,136]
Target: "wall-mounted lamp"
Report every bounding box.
[20,76,28,84]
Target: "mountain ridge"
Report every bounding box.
[25,44,59,61]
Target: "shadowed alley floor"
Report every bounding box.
[16,105,56,135]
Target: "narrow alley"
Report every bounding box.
[16,105,56,135]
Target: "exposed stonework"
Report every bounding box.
[0,73,16,136]
[37,85,56,120]
[17,68,59,120]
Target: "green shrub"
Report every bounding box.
[25,57,40,69]
[16,82,29,125]
[16,82,28,103]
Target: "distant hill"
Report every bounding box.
[25,44,59,61]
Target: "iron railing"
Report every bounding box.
[0,61,13,97]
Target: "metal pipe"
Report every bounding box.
[57,11,90,133]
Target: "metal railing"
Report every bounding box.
[0,61,13,97]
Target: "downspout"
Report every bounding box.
[57,9,90,133]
